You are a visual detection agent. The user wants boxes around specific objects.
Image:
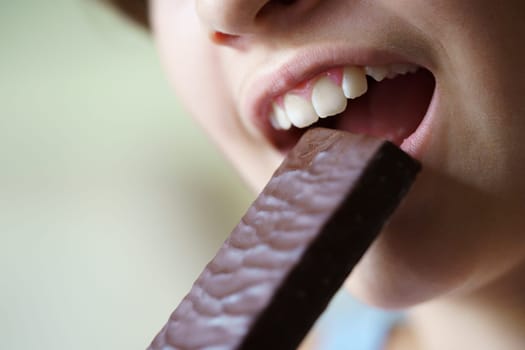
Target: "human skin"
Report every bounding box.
[149,0,525,348]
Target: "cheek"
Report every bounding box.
[151,0,264,145]
[150,0,283,191]
[151,0,231,129]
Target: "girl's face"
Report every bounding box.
[150,0,525,308]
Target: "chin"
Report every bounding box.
[344,241,465,310]
[344,166,525,310]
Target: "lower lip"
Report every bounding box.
[399,82,439,160]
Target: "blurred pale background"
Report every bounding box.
[0,1,253,349]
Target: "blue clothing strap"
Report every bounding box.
[315,290,402,350]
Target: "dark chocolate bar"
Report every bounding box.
[148,128,421,350]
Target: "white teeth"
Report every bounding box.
[387,63,420,78]
[283,93,319,128]
[271,63,422,130]
[342,66,368,99]
[311,77,348,118]
[269,103,292,130]
[365,65,389,82]
[408,65,419,73]
[392,63,413,75]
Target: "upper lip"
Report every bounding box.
[240,43,430,141]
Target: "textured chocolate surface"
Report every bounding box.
[148,128,421,350]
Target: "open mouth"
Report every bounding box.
[263,64,436,152]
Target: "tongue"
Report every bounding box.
[337,69,435,145]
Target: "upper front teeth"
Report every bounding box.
[270,103,292,130]
[270,63,420,130]
[343,66,368,99]
[272,66,366,129]
[312,76,348,118]
[283,94,318,128]
[364,66,389,82]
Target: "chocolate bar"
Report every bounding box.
[148,128,421,350]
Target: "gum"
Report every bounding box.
[274,67,344,107]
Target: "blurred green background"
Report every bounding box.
[0,1,252,349]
